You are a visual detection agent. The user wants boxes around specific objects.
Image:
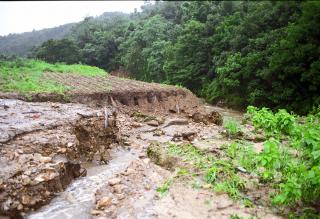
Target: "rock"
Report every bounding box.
[216,198,233,209]
[113,184,124,194]
[192,111,223,125]
[181,131,197,141]
[138,153,147,159]
[147,142,178,170]
[39,156,52,163]
[91,209,104,215]
[112,199,119,205]
[236,166,247,173]
[34,171,57,182]
[131,122,143,128]
[146,120,159,127]
[254,134,266,142]
[108,178,121,186]
[162,119,188,128]
[202,184,212,189]
[17,204,23,211]
[144,184,151,190]
[117,194,125,200]
[122,168,135,176]
[67,142,73,147]
[142,158,150,164]
[96,197,112,209]
[153,129,164,136]
[57,147,67,153]
[21,195,31,205]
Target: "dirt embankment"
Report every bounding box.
[0,99,120,218]
[0,74,205,116]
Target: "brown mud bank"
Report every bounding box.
[0,74,207,117]
[0,99,119,218]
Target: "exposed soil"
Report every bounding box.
[0,73,204,117]
[0,75,282,219]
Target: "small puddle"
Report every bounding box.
[27,148,138,219]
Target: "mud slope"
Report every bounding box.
[0,73,204,116]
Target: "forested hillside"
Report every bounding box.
[0,23,76,57]
[3,1,320,114]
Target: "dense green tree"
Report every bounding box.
[33,39,80,64]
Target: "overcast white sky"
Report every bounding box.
[0,1,147,36]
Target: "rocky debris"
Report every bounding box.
[191,111,223,125]
[92,158,170,218]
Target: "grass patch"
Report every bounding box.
[156,179,172,197]
[0,58,107,94]
[223,118,241,138]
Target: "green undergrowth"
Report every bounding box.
[163,105,320,218]
[0,58,107,94]
[245,106,320,218]
[167,143,248,201]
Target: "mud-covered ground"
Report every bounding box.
[0,78,282,219]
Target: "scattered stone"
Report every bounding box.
[192,111,223,125]
[146,120,159,127]
[39,156,52,163]
[21,195,31,205]
[142,158,150,164]
[96,197,112,209]
[117,194,125,200]
[108,178,121,186]
[153,129,164,136]
[144,184,151,190]
[112,199,119,205]
[236,166,247,173]
[131,122,143,128]
[113,184,124,194]
[122,168,135,176]
[91,209,104,215]
[202,184,212,189]
[162,119,188,128]
[138,153,147,159]
[216,198,233,209]
[57,147,67,153]
[67,142,73,147]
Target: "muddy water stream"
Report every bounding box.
[27,148,137,219]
